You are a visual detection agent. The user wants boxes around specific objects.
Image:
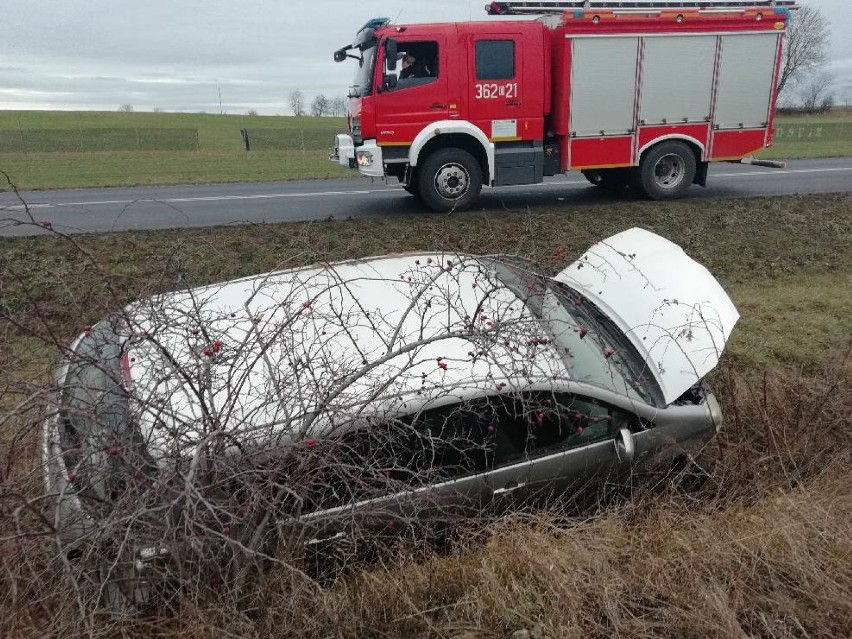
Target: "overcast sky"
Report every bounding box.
[1,0,849,114]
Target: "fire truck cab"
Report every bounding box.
[331,1,796,212]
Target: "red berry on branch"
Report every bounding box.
[108,447,119,456]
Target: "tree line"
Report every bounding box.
[287,90,347,117]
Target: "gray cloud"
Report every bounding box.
[1,0,848,113]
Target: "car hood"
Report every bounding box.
[553,228,739,405]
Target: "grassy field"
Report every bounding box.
[762,111,852,160]
[0,110,850,191]
[1,194,850,637]
[0,111,352,190]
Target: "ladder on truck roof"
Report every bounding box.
[486,1,798,15]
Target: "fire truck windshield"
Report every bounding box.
[351,45,377,98]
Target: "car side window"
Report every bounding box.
[384,40,440,90]
[487,393,624,466]
[304,393,641,512]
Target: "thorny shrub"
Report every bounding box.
[1,186,850,639]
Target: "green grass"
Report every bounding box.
[0,109,850,191]
[0,111,351,190]
[761,115,852,160]
[0,110,345,152]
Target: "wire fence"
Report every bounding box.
[0,128,200,153]
[240,128,332,152]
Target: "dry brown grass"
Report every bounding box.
[1,194,850,638]
[4,361,848,639]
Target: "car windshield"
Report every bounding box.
[351,45,377,97]
[492,262,664,407]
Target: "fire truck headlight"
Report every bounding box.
[356,151,374,167]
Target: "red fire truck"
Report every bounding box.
[331,1,796,211]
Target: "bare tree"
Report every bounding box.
[247,109,259,116]
[117,104,134,113]
[800,72,833,113]
[842,88,852,109]
[330,96,347,117]
[288,90,306,117]
[777,3,830,97]
[311,94,330,117]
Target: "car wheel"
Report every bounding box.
[416,148,483,212]
[582,168,630,191]
[637,141,696,200]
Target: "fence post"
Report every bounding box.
[79,123,84,153]
[136,127,141,150]
[300,130,305,154]
[17,118,26,156]
[195,129,200,152]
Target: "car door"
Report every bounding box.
[484,393,635,513]
[373,37,449,147]
[465,30,545,143]
[291,402,492,544]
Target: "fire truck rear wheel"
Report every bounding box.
[638,141,696,200]
[417,148,483,212]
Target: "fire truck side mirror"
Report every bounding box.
[383,74,398,91]
[385,39,399,71]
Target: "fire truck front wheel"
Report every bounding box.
[403,183,420,198]
[417,148,483,212]
[638,141,696,200]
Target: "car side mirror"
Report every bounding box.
[383,73,398,90]
[614,428,636,464]
[385,39,398,71]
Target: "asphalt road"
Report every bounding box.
[1,157,850,237]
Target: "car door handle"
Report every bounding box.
[493,481,527,496]
[430,103,448,109]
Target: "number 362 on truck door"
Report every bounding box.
[475,82,518,99]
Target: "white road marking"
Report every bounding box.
[2,166,851,212]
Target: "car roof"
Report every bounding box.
[123,253,572,455]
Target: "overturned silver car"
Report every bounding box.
[43,228,737,603]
